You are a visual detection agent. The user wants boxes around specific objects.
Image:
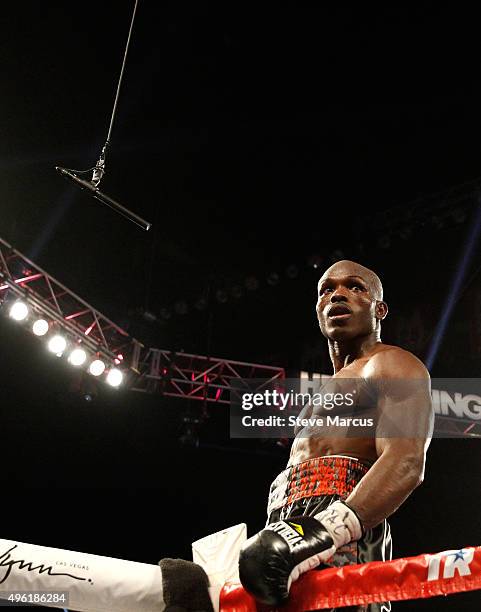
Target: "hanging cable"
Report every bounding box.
[92,0,139,187]
[56,0,151,231]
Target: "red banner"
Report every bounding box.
[221,546,481,611]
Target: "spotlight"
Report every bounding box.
[216,289,228,303]
[286,264,299,279]
[142,310,157,323]
[89,359,106,376]
[307,254,323,269]
[231,285,243,299]
[159,308,172,320]
[194,296,208,311]
[244,276,259,291]
[174,300,188,315]
[48,335,67,355]
[267,272,280,286]
[9,301,29,321]
[106,368,123,387]
[69,348,87,367]
[32,319,49,336]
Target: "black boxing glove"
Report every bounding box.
[239,500,363,606]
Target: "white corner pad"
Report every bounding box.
[192,524,247,612]
[0,538,164,612]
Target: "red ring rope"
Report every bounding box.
[221,545,481,611]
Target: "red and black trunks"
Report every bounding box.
[266,456,392,612]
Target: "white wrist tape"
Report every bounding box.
[314,501,363,549]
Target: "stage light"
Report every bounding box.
[307,254,323,269]
[286,264,299,279]
[9,301,29,321]
[267,272,280,286]
[48,335,67,355]
[32,319,49,336]
[106,368,123,387]
[142,310,157,323]
[89,359,106,376]
[159,308,172,320]
[174,300,188,315]
[194,296,208,311]
[69,348,87,367]
[399,226,412,240]
[244,276,259,291]
[216,289,228,303]
[231,285,243,299]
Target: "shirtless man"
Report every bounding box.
[239,260,433,612]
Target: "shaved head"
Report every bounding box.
[320,260,384,300]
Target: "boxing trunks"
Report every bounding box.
[267,456,392,612]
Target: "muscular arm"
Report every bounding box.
[345,349,433,529]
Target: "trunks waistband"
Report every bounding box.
[267,455,370,516]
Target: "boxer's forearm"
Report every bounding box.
[345,451,424,529]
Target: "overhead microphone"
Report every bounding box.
[55,0,151,232]
[55,166,151,231]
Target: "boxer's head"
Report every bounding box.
[316,260,388,341]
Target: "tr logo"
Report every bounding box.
[427,549,475,581]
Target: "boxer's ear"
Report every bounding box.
[375,301,388,320]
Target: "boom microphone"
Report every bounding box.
[55,166,152,231]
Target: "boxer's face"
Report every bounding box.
[316,267,380,341]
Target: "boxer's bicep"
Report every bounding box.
[346,353,433,527]
[375,393,433,476]
[373,350,433,456]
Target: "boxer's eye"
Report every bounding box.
[319,287,333,295]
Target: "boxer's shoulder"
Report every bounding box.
[365,344,430,380]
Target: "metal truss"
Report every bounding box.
[0,236,285,399]
[0,236,143,368]
[1,231,478,436]
[432,415,481,438]
[3,232,478,434]
[131,347,286,404]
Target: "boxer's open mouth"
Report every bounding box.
[327,304,352,320]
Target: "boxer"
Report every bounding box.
[239,260,433,611]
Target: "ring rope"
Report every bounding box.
[221,545,481,610]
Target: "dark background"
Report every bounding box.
[1,2,481,610]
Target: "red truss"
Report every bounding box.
[131,347,286,404]
[432,415,481,438]
[1,235,479,435]
[0,236,143,367]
